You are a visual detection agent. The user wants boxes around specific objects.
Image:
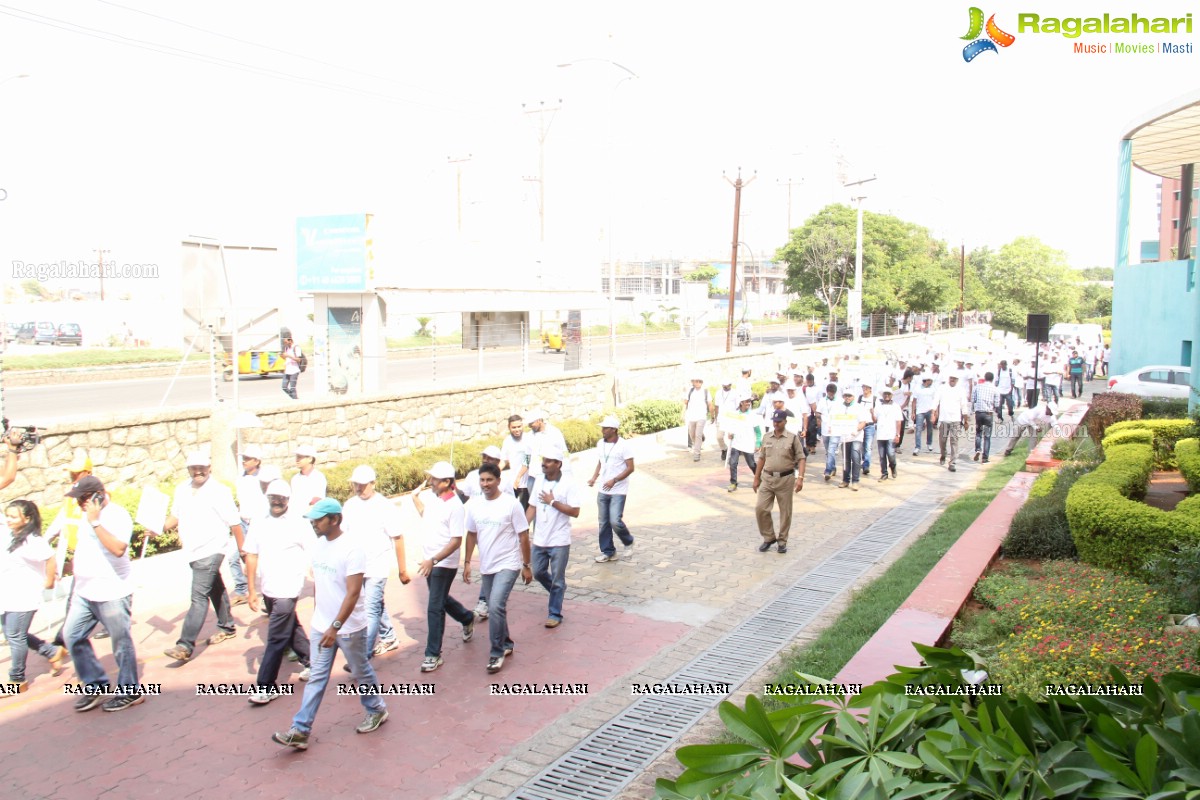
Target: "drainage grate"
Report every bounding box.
[508,483,954,799]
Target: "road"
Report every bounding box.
[2,325,874,425]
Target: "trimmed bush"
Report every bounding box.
[1179,438,1200,494]
[1100,428,1153,449]
[1003,464,1088,559]
[1081,391,1141,444]
[1142,397,1189,419]
[623,399,683,435]
[1027,469,1058,500]
[1105,418,1200,469]
[559,419,603,453]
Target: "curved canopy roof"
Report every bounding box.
[1122,88,1200,180]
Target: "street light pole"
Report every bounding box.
[724,169,756,352]
[843,175,877,341]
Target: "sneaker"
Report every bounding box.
[948,465,957,472]
[297,667,311,681]
[851,484,859,492]
[544,618,562,628]
[75,691,107,712]
[230,594,249,607]
[420,656,443,673]
[272,728,309,750]
[973,452,980,462]
[939,455,946,465]
[207,630,236,646]
[595,553,617,563]
[373,638,399,656]
[726,483,737,492]
[838,482,849,488]
[622,544,634,560]
[163,646,192,662]
[486,655,505,673]
[462,618,475,642]
[356,710,389,734]
[102,694,145,712]
[879,474,888,481]
[692,455,701,462]
[248,690,278,705]
[824,473,832,483]
[286,649,300,663]
[912,450,920,456]
[474,599,489,620]
[503,643,515,657]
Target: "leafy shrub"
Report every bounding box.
[1027,469,1058,499]
[1144,540,1200,614]
[750,380,768,406]
[1142,397,1190,419]
[40,481,183,561]
[558,419,603,453]
[1003,464,1088,559]
[1049,430,1100,463]
[1178,438,1200,494]
[1105,418,1200,469]
[1081,391,1141,444]
[623,399,682,435]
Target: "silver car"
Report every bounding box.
[1106,365,1192,399]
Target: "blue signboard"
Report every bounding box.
[296,214,371,292]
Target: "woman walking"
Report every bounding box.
[2,500,66,695]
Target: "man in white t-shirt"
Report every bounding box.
[525,409,570,488]
[500,414,533,510]
[932,375,970,472]
[713,378,736,461]
[873,389,904,481]
[413,461,476,673]
[243,479,312,704]
[911,376,937,455]
[1003,401,1059,457]
[683,375,713,461]
[527,444,581,628]
[462,446,515,499]
[588,415,636,562]
[59,476,141,711]
[162,452,244,663]
[837,390,873,490]
[281,335,302,400]
[815,383,841,480]
[463,463,531,674]
[273,498,387,750]
[291,445,327,508]
[342,464,409,662]
[229,444,268,605]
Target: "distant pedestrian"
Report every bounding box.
[752,410,804,554]
[281,336,303,400]
[463,446,515,498]
[994,360,1016,421]
[972,372,999,463]
[874,389,903,480]
[911,376,937,455]
[713,378,736,461]
[1068,350,1085,398]
[588,416,635,561]
[815,383,840,481]
[932,375,969,472]
[683,375,713,461]
[838,389,871,491]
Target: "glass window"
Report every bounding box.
[1171,370,1192,385]
[1138,370,1169,383]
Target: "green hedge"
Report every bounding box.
[1178,438,1200,494]
[1141,397,1190,419]
[41,480,192,561]
[1100,428,1153,449]
[1067,435,1200,576]
[1004,464,1087,559]
[1105,418,1200,469]
[1027,469,1058,500]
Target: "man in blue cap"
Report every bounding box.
[272,498,387,750]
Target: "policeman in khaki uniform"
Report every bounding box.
[752,409,806,554]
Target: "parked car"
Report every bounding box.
[53,323,83,346]
[1106,365,1192,400]
[2,322,18,344]
[16,321,55,344]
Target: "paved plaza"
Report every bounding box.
[2,423,1005,800]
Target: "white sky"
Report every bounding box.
[0,0,1196,300]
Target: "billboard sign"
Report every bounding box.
[296,214,373,292]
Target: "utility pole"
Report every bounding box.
[521,101,562,244]
[959,243,966,327]
[776,177,803,238]
[843,175,877,341]
[724,169,756,352]
[93,247,110,300]
[447,154,472,235]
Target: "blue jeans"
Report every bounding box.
[179,552,234,652]
[974,411,994,460]
[364,576,395,658]
[842,440,862,484]
[997,391,1014,420]
[480,569,519,659]
[291,628,384,734]
[532,545,570,622]
[861,424,876,472]
[597,492,633,557]
[226,537,248,596]
[257,596,310,686]
[3,610,58,682]
[281,371,298,399]
[822,436,840,476]
[425,567,473,658]
[727,450,756,487]
[877,438,897,477]
[914,411,933,451]
[64,594,139,690]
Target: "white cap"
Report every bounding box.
[257,465,282,483]
[265,479,291,497]
[739,393,753,403]
[721,377,733,385]
[525,409,546,423]
[481,445,503,460]
[185,451,211,467]
[241,444,264,460]
[691,374,703,381]
[350,465,376,484]
[540,444,567,462]
[427,461,455,480]
[600,415,620,429]
[295,444,318,459]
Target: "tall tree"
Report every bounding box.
[777,222,854,334]
[980,236,1080,326]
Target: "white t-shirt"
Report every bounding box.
[802,384,823,410]
[237,471,268,522]
[462,468,515,498]
[874,403,905,441]
[530,474,582,548]
[595,437,635,495]
[683,385,710,423]
[912,385,937,414]
[283,343,303,376]
[500,434,532,478]
[342,493,403,580]
[527,424,569,487]
[816,395,840,437]
[73,502,135,603]
[242,512,311,600]
[290,469,328,508]
[309,533,368,635]
[172,479,242,562]
[465,493,529,575]
[418,490,465,570]
[0,534,53,612]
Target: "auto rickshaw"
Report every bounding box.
[541,321,565,353]
[221,349,286,380]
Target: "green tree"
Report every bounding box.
[1079,266,1114,281]
[980,236,1080,325]
[776,217,854,334]
[682,264,718,283]
[1079,282,1113,319]
[414,316,433,337]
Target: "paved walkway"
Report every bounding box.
[1,424,1002,800]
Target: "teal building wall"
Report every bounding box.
[1110,259,1196,383]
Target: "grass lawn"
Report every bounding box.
[0,348,208,370]
[767,443,1030,688]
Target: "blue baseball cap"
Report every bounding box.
[304,497,342,519]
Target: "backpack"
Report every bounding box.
[297,349,308,373]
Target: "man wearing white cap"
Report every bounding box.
[722,395,761,492]
[342,464,409,661]
[291,445,327,508]
[683,375,712,461]
[463,446,515,499]
[243,479,313,703]
[525,410,569,487]
[527,444,580,627]
[713,378,736,461]
[413,461,476,672]
[228,444,268,605]
[588,416,636,562]
[162,452,244,662]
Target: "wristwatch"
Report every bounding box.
[522,563,531,569]
[432,557,440,566]
[331,620,343,630]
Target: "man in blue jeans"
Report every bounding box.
[273,498,387,750]
[815,383,840,481]
[911,376,937,455]
[62,476,144,712]
[413,461,475,673]
[527,445,580,628]
[463,464,532,674]
[588,415,636,561]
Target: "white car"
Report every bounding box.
[1106,365,1192,400]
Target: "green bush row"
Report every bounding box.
[1106,417,1200,469]
[1178,438,1200,494]
[1141,397,1190,419]
[1004,464,1089,560]
[1026,469,1057,500]
[1067,434,1200,576]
